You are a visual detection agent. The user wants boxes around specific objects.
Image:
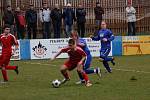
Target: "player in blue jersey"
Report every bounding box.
[71,31,101,84]
[90,21,115,73]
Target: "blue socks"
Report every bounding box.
[103,61,112,73]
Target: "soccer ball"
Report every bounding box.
[52,79,61,88]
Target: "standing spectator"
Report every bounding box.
[94,2,104,30]
[25,4,37,39]
[51,4,62,38]
[126,3,136,36]
[63,3,76,37]
[76,4,86,38]
[3,5,15,35]
[39,3,51,39]
[14,7,26,39]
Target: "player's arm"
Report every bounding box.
[78,43,85,47]
[78,55,86,65]
[14,44,19,51]
[14,38,19,51]
[78,49,87,65]
[51,50,62,61]
[90,32,100,41]
[107,31,115,41]
[12,44,19,55]
[12,36,19,55]
[77,54,86,71]
[51,47,68,61]
[78,39,86,48]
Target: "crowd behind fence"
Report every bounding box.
[0,0,150,38]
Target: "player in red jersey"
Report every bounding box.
[0,25,19,83]
[51,39,92,87]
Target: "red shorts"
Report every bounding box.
[64,60,83,71]
[0,54,11,67]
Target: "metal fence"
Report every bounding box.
[1,0,150,36]
[0,0,4,33]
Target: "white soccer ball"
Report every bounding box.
[52,79,61,88]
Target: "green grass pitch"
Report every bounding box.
[0,55,150,100]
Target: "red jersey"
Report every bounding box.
[0,33,18,54]
[61,46,87,63]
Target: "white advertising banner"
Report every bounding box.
[30,38,112,59]
[49,39,69,58]
[30,39,69,59]
[0,40,20,60]
[30,39,51,59]
[85,38,101,57]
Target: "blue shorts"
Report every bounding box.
[83,54,92,70]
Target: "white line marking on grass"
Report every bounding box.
[112,68,150,74]
[23,62,57,66]
[22,62,150,74]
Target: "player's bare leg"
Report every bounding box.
[60,65,70,84]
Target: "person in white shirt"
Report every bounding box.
[39,3,51,39]
[126,3,136,36]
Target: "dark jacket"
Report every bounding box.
[76,8,86,23]
[63,8,76,25]
[50,8,62,23]
[94,6,104,20]
[3,10,14,25]
[25,9,37,24]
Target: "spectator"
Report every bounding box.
[126,3,136,36]
[63,3,76,37]
[39,3,51,39]
[76,4,86,38]
[51,4,62,38]
[3,5,15,35]
[25,4,37,39]
[94,2,104,30]
[14,7,26,39]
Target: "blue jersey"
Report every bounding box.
[92,29,114,49]
[77,38,91,55]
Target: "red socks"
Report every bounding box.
[1,67,8,81]
[1,66,17,81]
[81,72,89,82]
[6,66,17,70]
